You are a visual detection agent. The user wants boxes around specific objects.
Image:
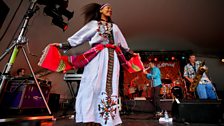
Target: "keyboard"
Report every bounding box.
[63,74,82,81]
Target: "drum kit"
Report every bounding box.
[128,87,137,94]
[127,78,186,99]
[160,78,185,99]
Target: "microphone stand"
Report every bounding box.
[0,0,52,115]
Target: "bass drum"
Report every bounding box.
[171,86,183,99]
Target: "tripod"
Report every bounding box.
[0,0,52,115]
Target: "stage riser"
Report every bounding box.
[123,100,173,112]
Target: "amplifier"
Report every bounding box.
[2,79,51,109]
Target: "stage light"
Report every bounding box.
[44,7,60,20]
[52,18,68,31]
[181,56,185,60]
[44,7,67,31]
[39,0,73,31]
[171,56,175,60]
[148,56,153,62]
[165,57,169,61]
[221,58,224,63]
[154,57,158,62]
[61,9,74,20]
[57,0,74,20]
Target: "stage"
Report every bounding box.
[122,98,174,113]
[0,111,223,126]
[0,98,223,126]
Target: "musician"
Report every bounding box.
[143,61,163,117]
[183,54,217,99]
[53,3,135,126]
[15,68,26,78]
[129,75,143,98]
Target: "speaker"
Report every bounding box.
[48,93,60,112]
[1,79,51,109]
[172,99,223,123]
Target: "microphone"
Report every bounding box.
[144,67,151,71]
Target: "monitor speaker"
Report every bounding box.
[172,99,223,123]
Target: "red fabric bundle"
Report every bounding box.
[38,44,73,72]
[125,54,144,73]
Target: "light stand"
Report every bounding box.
[0,0,52,115]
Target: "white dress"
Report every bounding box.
[67,20,130,126]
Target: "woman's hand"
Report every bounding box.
[51,43,61,47]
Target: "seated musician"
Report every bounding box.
[183,54,217,99]
[15,68,26,78]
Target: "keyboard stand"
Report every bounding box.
[57,74,82,119]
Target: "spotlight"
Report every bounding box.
[39,0,73,31]
[44,7,60,20]
[165,57,169,61]
[44,7,67,31]
[61,9,74,20]
[171,56,175,60]
[181,56,185,60]
[52,18,68,31]
[221,58,224,63]
[154,57,158,62]
[57,0,74,20]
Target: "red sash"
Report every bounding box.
[38,44,144,73]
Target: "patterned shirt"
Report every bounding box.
[184,61,211,84]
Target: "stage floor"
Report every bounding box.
[0,112,223,126]
[0,99,223,126]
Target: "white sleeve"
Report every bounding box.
[113,24,130,51]
[67,21,97,47]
